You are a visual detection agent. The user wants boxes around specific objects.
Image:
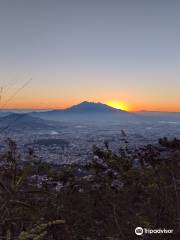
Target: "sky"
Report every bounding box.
[0,0,180,111]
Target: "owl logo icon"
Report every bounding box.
[135,227,143,236]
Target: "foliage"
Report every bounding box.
[0,138,179,239]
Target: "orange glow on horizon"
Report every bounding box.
[106,100,130,111]
[0,100,180,112]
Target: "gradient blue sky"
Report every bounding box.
[0,0,180,111]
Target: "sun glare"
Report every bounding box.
[106,101,129,111]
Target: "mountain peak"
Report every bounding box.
[65,101,127,113]
[30,101,134,122]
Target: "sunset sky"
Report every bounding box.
[0,0,180,111]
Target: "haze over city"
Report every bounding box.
[0,0,180,111]
[0,1,180,239]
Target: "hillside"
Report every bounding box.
[30,101,137,123]
[0,113,51,130]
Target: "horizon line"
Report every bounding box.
[0,100,180,113]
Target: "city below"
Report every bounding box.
[0,101,179,165]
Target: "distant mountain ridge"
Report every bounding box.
[0,113,50,130]
[1,102,180,127]
[51,101,128,114]
[29,101,136,123]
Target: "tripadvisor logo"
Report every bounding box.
[135,227,174,236]
[135,227,143,236]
